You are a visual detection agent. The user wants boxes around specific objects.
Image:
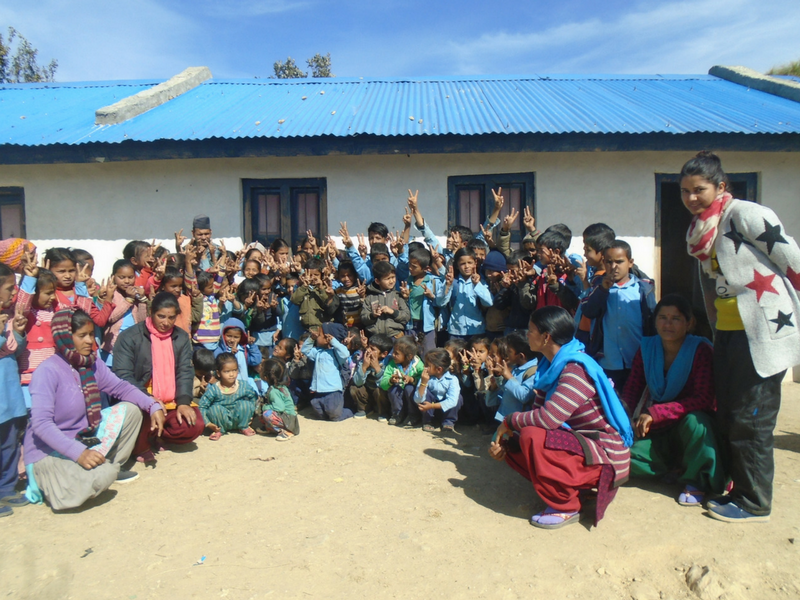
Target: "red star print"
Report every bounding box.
[787,267,800,292]
[745,270,779,302]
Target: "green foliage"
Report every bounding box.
[0,27,58,83]
[307,53,333,78]
[271,53,334,79]
[272,56,307,79]
[767,60,800,77]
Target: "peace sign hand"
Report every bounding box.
[491,187,504,211]
[407,189,419,212]
[356,279,366,298]
[23,250,38,278]
[502,207,519,232]
[399,281,409,299]
[174,229,187,251]
[12,302,27,334]
[522,207,535,232]
[423,280,436,300]
[76,263,91,283]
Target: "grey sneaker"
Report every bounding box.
[114,470,140,484]
[388,415,397,426]
[377,416,388,423]
[354,411,367,419]
[1,493,30,508]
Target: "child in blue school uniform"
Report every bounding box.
[404,248,441,356]
[411,348,462,433]
[492,332,538,422]
[301,323,353,421]
[436,248,493,339]
[0,264,29,517]
[580,239,656,393]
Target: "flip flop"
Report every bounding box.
[422,424,436,432]
[530,507,580,529]
[209,431,222,441]
[678,485,705,507]
[240,427,256,437]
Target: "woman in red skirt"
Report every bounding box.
[489,306,633,529]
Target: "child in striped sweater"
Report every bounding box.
[334,260,365,328]
[16,258,57,409]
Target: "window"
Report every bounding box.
[0,187,25,239]
[243,178,327,249]
[447,173,535,246]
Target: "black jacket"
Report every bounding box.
[112,321,195,405]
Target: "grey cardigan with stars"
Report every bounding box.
[698,199,800,378]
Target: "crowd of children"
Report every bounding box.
[0,191,666,517]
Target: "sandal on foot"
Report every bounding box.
[240,427,256,437]
[530,507,580,529]
[209,431,222,441]
[678,485,705,507]
[276,432,293,442]
[422,424,436,433]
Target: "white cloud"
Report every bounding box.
[198,0,311,18]
[0,0,204,81]
[439,0,800,75]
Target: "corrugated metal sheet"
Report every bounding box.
[2,74,800,147]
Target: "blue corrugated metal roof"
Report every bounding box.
[2,74,800,147]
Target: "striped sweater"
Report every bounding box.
[507,362,630,485]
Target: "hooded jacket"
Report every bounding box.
[214,318,262,388]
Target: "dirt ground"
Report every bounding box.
[3,383,800,600]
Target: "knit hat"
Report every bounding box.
[0,238,36,273]
[192,214,211,230]
[321,322,348,342]
[482,250,507,273]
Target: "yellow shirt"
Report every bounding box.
[710,248,744,330]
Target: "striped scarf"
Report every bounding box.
[51,307,102,436]
[686,192,733,276]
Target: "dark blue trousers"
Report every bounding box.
[0,416,26,498]
[311,391,353,421]
[388,383,416,418]
[419,389,463,428]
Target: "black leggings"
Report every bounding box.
[714,330,785,515]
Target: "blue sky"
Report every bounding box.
[2,0,800,81]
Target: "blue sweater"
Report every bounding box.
[414,370,461,411]
[301,336,350,393]
[0,323,26,425]
[436,276,494,336]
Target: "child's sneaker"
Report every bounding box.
[0,492,30,508]
[388,414,398,426]
[0,505,12,518]
[354,411,367,419]
[378,415,388,423]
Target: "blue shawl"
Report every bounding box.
[533,338,633,447]
[640,335,708,403]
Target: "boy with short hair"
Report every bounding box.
[290,257,339,330]
[301,323,353,421]
[530,230,580,314]
[580,239,656,392]
[405,248,441,355]
[575,222,615,345]
[349,333,394,420]
[360,261,410,338]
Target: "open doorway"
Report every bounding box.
[655,173,758,339]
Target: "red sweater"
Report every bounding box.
[621,342,715,430]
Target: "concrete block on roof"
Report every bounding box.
[709,65,800,104]
[95,66,212,126]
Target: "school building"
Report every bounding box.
[1,66,799,374]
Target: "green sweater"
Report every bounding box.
[379,356,424,391]
[261,385,297,416]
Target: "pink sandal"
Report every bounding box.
[209,431,222,441]
[240,427,256,437]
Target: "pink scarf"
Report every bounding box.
[145,317,176,402]
[686,192,733,275]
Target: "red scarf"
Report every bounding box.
[686,192,732,275]
[145,318,176,402]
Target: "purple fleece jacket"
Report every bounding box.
[23,354,159,465]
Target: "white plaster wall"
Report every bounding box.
[2,150,799,284]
